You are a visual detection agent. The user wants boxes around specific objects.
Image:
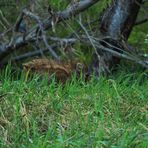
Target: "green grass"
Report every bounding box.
[0,67,148,148]
[0,1,148,147]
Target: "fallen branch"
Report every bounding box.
[0,0,100,62]
[9,34,148,69]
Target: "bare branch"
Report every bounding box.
[11,37,77,62]
[0,0,100,62]
[135,17,148,25]
[22,9,59,60]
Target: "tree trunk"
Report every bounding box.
[89,0,143,76]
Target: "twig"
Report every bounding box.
[80,35,148,68]
[77,18,101,62]
[12,37,76,62]
[0,10,10,27]
[135,17,148,25]
[22,9,59,60]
